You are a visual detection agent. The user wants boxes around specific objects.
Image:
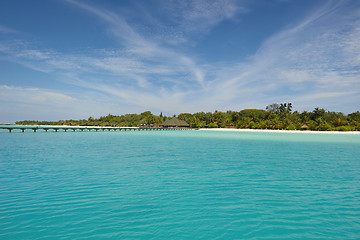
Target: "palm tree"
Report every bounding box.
[287,103,292,112]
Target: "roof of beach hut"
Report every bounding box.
[301,124,309,129]
[160,118,189,127]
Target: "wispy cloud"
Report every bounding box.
[0,24,18,34]
[66,0,149,49]
[209,0,360,111]
[0,85,135,121]
[156,0,243,41]
[0,85,73,103]
[0,85,75,121]
[0,0,359,121]
[64,0,245,88]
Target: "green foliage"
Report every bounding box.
[15,105,360,131]
[16,111,165,128]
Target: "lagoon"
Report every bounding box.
[1,130,359,239]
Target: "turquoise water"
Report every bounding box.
[1,130,360,239]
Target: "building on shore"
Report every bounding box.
[301,124,309,130]
[160,118,190,128]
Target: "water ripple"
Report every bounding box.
[1,131,359,239]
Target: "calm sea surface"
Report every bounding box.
[1,130,360,239]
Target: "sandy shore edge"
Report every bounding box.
[199,128,360,134]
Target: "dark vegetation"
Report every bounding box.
[16,103,360,131]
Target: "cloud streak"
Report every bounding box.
[0,0,359,122]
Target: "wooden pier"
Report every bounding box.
[0,125,191,133]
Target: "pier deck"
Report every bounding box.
[0,125,191,133]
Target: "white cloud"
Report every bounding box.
[296,91,357,102]
[159,0,242,38]
[0,85,73,104]
[66,0,238,88]
[208,0,360,111]
[342,22,360,66]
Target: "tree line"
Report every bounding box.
[16,104,360,131]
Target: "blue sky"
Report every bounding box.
[0,0,359,122]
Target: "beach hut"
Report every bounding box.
[160,118,190,128]
[301,124,309,130]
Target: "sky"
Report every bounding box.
[0,0,359,122]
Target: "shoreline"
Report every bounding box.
[199,128,360,134]
[1,124,359,134]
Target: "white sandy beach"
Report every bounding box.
[199,128,360,134]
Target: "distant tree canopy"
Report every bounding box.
[15,104,360,131]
